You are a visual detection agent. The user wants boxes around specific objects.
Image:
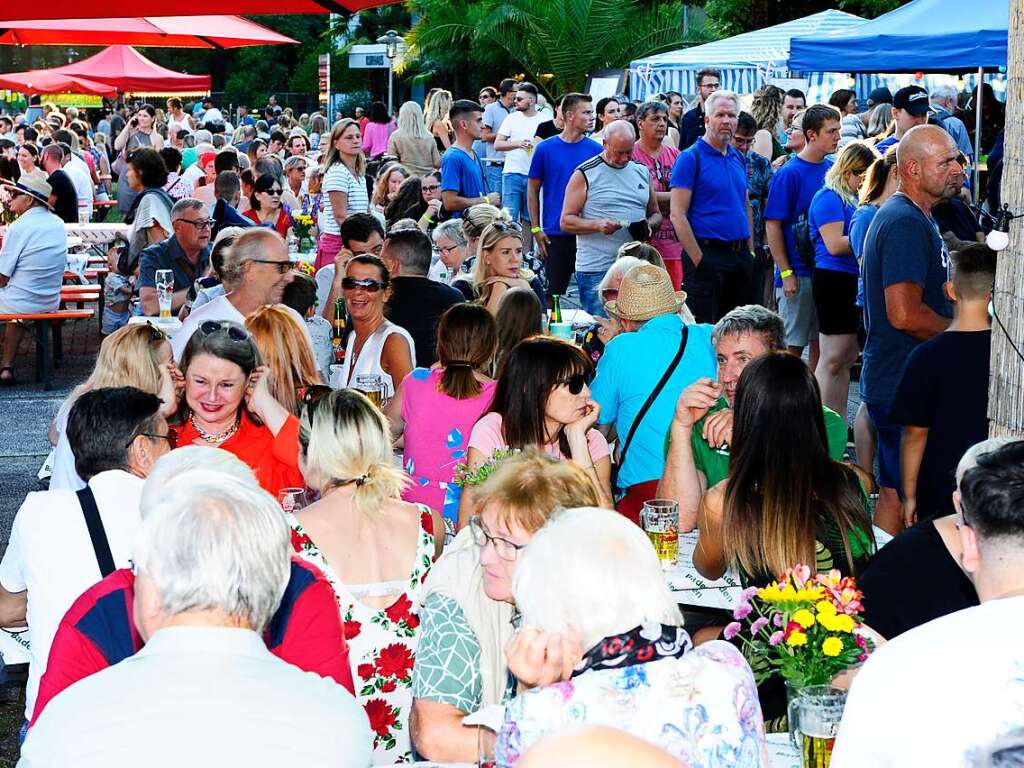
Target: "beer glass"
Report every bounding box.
[154,269,174,319]
[641,499,679,569]
[354,373,384,408]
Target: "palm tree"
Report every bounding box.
[405,0,707,96]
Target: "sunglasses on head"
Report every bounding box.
[342,277,387,292]
[554,372,592,395]
[490,221,522,233]
[199,320,249,342]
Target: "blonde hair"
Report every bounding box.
[824,142,878,206]
[244,306,322,415]
[471,448,599,533]
[751,84,784,133]
[69,324,167,406]
[424,89,453,137]
[396,101,430,141]
[461,203,508,240]
[371,162,410,208]
[320,118,366,178]
[300,389,408,515]
[473,223,529,308]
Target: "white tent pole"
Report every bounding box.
[974,65,983,205]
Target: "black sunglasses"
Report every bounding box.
[199,320,249,342]
[489,221,522,234]
[249,259,292,274]
[342,277,387,292]
[554,372,592,395]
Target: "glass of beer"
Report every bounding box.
[154,269,174,319]
[641,499,679,569]
[354,373,384,408]
[789,685,846,765]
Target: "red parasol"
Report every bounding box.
[0,0,393,20]
[19,45,211,93]
[0,70,118,96]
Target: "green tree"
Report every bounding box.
[703,0,905,37]
[405,0,708,96]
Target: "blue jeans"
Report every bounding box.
[484,163,504,198]
[575,270,607,317]
[501,173,528,222]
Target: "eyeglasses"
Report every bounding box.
[438,243,462,256]
[733,134,755,147]
[468,515,525,562]
[199,320,250,342]
[554,372,592,395]
[136,428,179,449]
[174,218,213,230]
[248,259,292,274]
[342,277,387,292]
[421,185,441,193]
[702,82,721,90]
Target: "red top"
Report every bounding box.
[244,207,292,238]
[175,411,304,498]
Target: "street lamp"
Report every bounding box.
[376,29,404,117]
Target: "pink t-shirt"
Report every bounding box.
[362,121,391,159]
[632,143,683,262]
[401,367,497,523]
[468,412,610,465]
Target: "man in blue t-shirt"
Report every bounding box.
[668,90,752,324]
[764,103,841,365]
[860,124,959,534]
[527,93,601,297]
[440,99,500,220]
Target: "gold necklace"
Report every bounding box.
[189,413,241,444]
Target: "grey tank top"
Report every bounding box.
[576,157,650,272]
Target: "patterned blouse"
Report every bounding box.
[289,506,435,764]
[497,624,770,767]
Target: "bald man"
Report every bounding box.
[519,726,685,768]
[561,120,661,316]
[860,124,959,535]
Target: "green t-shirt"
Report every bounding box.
[181,147,198,171]
[665,397,849,488]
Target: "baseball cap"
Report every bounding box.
[893,85,930,116]
[867,87,892,106]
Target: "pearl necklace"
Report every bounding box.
[189,413,240,444]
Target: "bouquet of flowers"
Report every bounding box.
[292,212,316,243]
[451,448,519,488]
[724,564,872,689]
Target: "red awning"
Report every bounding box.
[0,16,298,49]
[34,45,209,93]
[0,70,117,96]
[0,0,393,20]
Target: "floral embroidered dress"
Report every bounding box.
[497,624,770,768]
[289,507,435,764]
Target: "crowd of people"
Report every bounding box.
[0,73,1017,767]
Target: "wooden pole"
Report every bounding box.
[990,0,1024,438]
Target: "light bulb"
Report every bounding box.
[986,229,1010,251]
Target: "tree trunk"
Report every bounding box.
[990,0,1024,438]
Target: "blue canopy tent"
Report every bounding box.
[629,9,867,100]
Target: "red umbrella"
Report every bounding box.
[0,0,393,20]
[0,70,117,95]
[38,45,210,93]
[0,16,298,49]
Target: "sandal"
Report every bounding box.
[0,366,15,387]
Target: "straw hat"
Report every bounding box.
[2,173,53,208]
[604,263,687,322]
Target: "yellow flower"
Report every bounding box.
[832,614,856,633]
[816,600,837,616]
[779,584,799,601]
[796,586,826,602]
[822,637,844,657]
[786,630,808,647]
[758,584,783,603]
[818,612,838,632]
[792,609,816,629]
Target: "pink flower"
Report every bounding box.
[750,616,769,635]
[733,602,753,620]
[773,613,784,627]
[723,622,742,640]
[769,631,785,646]
[741,586,760,602]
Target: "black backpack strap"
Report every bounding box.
[76,486,116,577]
[617,324,689,479]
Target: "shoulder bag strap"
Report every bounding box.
[617,324,689,474]
[76,486,116,577]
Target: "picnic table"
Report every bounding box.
[64,222,129,246]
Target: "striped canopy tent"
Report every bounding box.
[629,9,867,101]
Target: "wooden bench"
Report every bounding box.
[0,309,94,390]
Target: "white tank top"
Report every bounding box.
[340,321,416,401]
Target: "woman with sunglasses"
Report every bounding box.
[337,254,415,403]
[175,320,304,498]
[472,221,543,315]
[244,174,294,239]
[410,450,598,763]
[458,337,612,528]
[49,324,181,490]
[245,305,323,416]
[459,205,546,306]
[290,388,442,764]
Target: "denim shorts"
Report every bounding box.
[866,401,901,490]
[501,173,529,222]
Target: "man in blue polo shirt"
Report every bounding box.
[764,103,841,368]
[137,198,212,316]
[440,99,500,220]
[669,89,752,324]
[527,93,601,298]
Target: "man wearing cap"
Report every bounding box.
[876,85,930,155]
[0,174,67,385]
[867,87,893,111]
[590,263,716,523]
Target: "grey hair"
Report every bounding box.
[513,507,683,650]
[433,218,467,247]
[219,228,282,285]
[635,100,669,122]
[141,446,257,516]
[956,437,1016,487]
[194,129,213,144]
[712,304,785,352]
[929,84,958,104]
[171,197,203,218]
[134,471,291,633]
[705,89,742,115]
[598,255,646,292]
